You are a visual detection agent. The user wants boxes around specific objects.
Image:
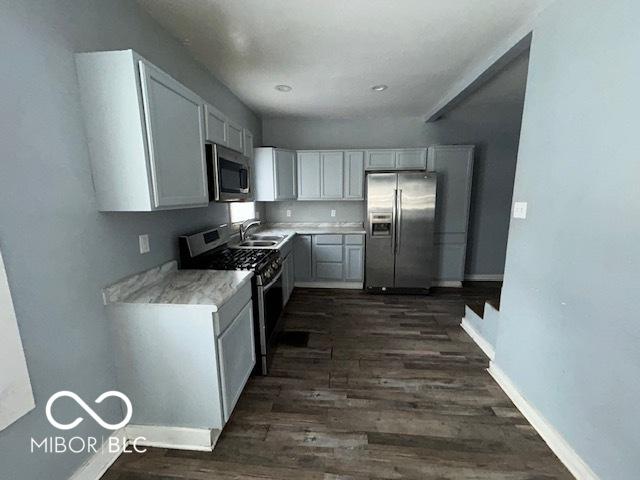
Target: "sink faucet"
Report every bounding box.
[240,219,261,241]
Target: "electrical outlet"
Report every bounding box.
[513,202,528,219]
[138,234,150,254]
[330,209,337,217]
[286,209,292,217]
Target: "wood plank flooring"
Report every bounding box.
[105,286,572,480]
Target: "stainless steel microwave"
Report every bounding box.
[206,143,251,202]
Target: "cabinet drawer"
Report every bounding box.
[314,245,343,262]
[345,234,364,245]
[216,281,252,334]
[314,234,343,245]
[217,301,255,422]
[315,262,343,280]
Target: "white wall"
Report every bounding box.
[0,1,260,478]
[262,53,528,276]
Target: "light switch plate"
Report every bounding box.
[513,202,528,219]
[330,209,336,217]
[139,234,150,254]
[286,209,292,217]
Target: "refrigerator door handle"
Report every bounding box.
[391,189,397,253]
[395,189,402,253]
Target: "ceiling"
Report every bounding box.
[138,0,547,119]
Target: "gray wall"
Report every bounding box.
[492,0,640,478]
[264,201,364,224]
[262,53,528,276]
[0,1,260,479]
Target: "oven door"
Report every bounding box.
[207,144,250,202]
[258,270,284,353]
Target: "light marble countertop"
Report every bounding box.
[103,261,253,310]
[258,222,366,236]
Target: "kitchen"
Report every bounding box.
[77,47,475,449]
[5,1,624,479]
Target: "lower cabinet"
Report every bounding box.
[217,301,254,422]
[281,251,295,306]
[294,235,313,281]
[294,234,365,286]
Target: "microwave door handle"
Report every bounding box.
[212,146,221,201]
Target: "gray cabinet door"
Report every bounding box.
[321,152,344,199]
[429,146,474,234]
[344,151,364,199]
[204,104,228,145]
[344,245,364,281]
[428,145,475,282]
[294,235,313,281]
[217,301,255,422]
[297,151,321,200]
[275,149,297,200]
[396,149,427,170]
[139,61,208,209]
[365,150,396,170]
[242,129,254,159]
[315,262,343,281]
[226,121,244,153]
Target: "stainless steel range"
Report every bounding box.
[179,225,283,375]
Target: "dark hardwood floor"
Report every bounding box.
[105,286,571,480]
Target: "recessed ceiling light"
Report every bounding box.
[371,84,388,92]
[275,84,292,92]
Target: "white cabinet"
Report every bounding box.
[217,301,255,422]
[344,151,365,200]
[76,50,209,211]
[108,278,254,444]
[365,148,427,171]
[243,129,254,159]
[429,145,475,283]
[294,234,365,286]
[227,121,244,153]
[204,103,228,145]
[254,148,297,201]
[365,150,396,170]
[297,151,321,200]
[320,152,344,199]
[296,150,363,200]
[344,245,364,282]
[139,61,208,209]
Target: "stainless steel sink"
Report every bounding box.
[247,234,285,241]
[238,240,278,247]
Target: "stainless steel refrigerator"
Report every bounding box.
[365,171,437,291]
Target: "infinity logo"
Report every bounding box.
[45,391,133,431]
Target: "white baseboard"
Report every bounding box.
[295,281,363,289]
[460,318,495,360]
[464,274,504,281]
[488,363,599,480]
[69,429,127,480]
[432,281,463,288]
[125,425,220,452]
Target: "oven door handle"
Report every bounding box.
[261,268,282,291]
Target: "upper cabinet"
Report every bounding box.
[204,104,228,145]
[243,129,254,159]
[76,50,208,211]
[344,151,364,199]
[253,147,297,201]
[226,121,244,153]
[365,148,427,171]
[296,150,364,201]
